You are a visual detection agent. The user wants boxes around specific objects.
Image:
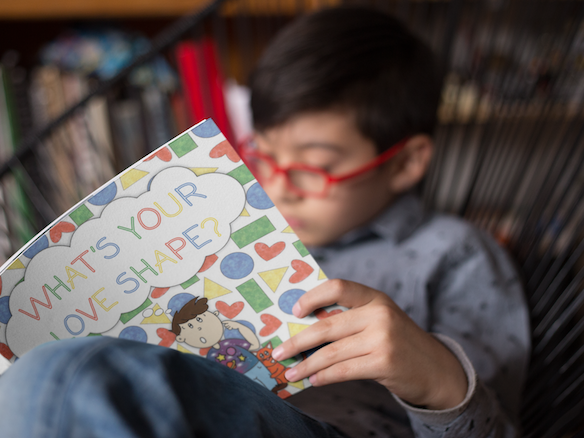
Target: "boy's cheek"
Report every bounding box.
[274,184,390,247]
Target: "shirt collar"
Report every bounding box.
[308,192,427,257]
[368,192,427,245]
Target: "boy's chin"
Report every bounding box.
[295,230,337,249]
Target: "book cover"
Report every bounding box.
[0,119,335,398]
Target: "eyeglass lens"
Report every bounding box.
[247,155,328,195]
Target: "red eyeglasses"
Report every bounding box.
[239,136,409,198]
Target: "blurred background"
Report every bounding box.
[1,0,583,436]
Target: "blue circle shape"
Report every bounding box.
[191,120,221,138]
[246,183,274,210]
[0,296,11,324]
[119,326,148,343]
[224,320,256,339]
[167,293,196,317]
[278,289,306,315]
[88,182,117,205]
[147,175,156,191]
[220,253,254,280]
[23,235,49,259]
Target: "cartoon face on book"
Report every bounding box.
[0,119,338,398]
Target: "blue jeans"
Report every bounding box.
[0,337,345,438]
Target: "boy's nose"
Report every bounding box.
[263,171,301,204]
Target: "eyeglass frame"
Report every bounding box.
[238,136,411,198]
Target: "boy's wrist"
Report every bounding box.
[395,333,474,413]
[425,340,469,410]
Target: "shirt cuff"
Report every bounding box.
[392,333,477,426]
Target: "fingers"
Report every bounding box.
[280,306,368,360]
[309,356,380,387]
[293,279,382,318]
[274,302,396,365]
[270,280,402,389]
[284,331,372,383]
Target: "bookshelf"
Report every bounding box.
[0,0,339,19]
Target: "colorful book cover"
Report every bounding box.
[0,119,335,398]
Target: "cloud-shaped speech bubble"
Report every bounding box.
[6,167,245,357]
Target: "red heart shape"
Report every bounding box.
[314,308,343,320]
[259,314,282,337]
[144,147,172,162]
[151,288,169,299]
[216,301,244,319]
[156,328,176,347]
[0,343,13,360]
[278,390,292,400]
[255,242,285,261]
[199,347,211,357]
[209,140,240,163]
[198,254,218,273]
[289,260,314,284]
[49,221,76,243]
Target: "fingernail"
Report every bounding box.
[292,302,302,317]
[272,346,284,361]
[309,374,317,385]
[285,367,298,382]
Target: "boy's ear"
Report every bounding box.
[385,134,433,194]
[176,335,184,343]
[213,310,219,316]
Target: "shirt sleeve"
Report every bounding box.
[394,334,519,438]
[401,223,530,437]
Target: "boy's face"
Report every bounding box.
[176,310,223,348]
[254,111,397,247]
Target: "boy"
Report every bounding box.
[240,7,529,437]
[0,6,529,438]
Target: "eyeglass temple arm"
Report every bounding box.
[329,137,410,183]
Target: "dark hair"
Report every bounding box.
[171,297,208,335]
[249,7,443,153]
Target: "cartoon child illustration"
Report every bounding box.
[171,297,286,393]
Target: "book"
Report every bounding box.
[200,37,235,144]
[0,119,335,399]
[29,66,79,214]
[0,62,37,260]
[176,41,208,127]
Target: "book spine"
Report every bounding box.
[201,37,234,144]
[142,85,174,152]
[0,62,37,249]
[176,41,208,125]
[85,91,116,182]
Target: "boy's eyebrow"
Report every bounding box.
[294,142,345,154]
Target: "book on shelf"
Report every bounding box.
[29,66,80,214]
[0,119,338,399]
[0,61,37,259]
[176,39,235,144]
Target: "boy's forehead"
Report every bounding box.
[258,110,376,154]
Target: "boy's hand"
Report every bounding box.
[272,279,468,410]
[223,320,260,350]
[222,321,237,330]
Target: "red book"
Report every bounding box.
[175,41,208,126]
[201,38,234,144]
